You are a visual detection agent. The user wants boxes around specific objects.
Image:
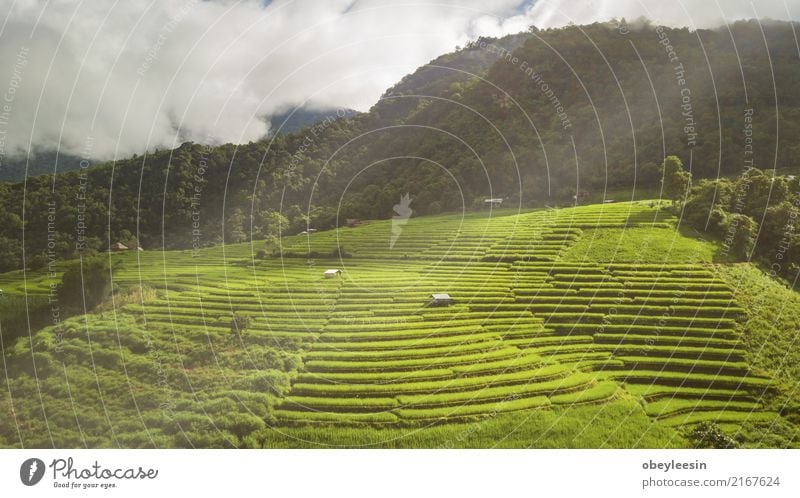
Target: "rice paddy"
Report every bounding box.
[0,200,792,447]
[126,202,775,425]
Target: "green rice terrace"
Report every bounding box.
[1,201,799,448]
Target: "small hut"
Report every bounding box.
[110,242,129,252]
[430,293,453,306]
[346,218,362,228]
[484,198,503,207]
[324,269,342,278]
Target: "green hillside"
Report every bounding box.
[1,200,797,448]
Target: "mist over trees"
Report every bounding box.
[1,20,799,274]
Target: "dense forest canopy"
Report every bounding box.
[1,20,799,273]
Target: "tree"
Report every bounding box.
[760,202,800,270]
[230,312,251,334]
[223,413,266,441]
[262,211,289,248]
[27,254,48,271]
[660,155,691,205]
[682,178,732,235]
[236,370,290,395]
[732,168,788,217]
[58,258,112,310]
[639,161,663,187]
[225,208,248,244]
[690,422,738,449]
[0,236,23,272]
[724,213,757,259]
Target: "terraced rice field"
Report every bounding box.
[111,201,776,428]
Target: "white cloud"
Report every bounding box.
[525,0,799,30]
[0,0,797,161]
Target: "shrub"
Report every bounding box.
[58,257,111,310]
[230,312,251,334]
[27,254,48,270]
[690,421,739,449]
[221,413,266,440]
[723,213,757,259]
[0,295,51,342]
[236,370,290,395]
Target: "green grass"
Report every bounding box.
[623,384,752,400]
[282,396,400,411]
[562,227,722,263]
[394,395,552,420]
[549,381,619,405]
[273,410,399,424]
[714,264,800,383]
[658,410,781,427]
[396,373,594,407]
[603,370,773,390]
[259,399,688,448]
[291,364,573,397]
[644,398,761,417]
[305,340,503,361]
[305,347,522,372]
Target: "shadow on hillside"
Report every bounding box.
[675,224,736,264]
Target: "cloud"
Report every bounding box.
[525,0,800,28]
[0,0,797,162]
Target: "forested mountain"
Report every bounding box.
[1,21,799,272]
[0,151,82,182]
[0,109,357,183]
[268,106,358,136]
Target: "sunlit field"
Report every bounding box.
[1,201,797,448]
